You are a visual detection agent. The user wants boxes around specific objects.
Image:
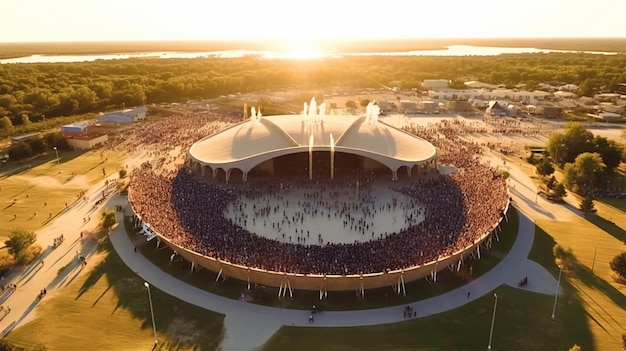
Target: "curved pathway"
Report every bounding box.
[108,192,557,351]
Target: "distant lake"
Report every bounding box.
[0,45,616,64]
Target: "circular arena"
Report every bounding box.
[128,106,510,292]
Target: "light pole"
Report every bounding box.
[144,282,158,345]
[41,114,47,129]
[487,293,498,351]
[53,146,59,164]
[551,265,563,320]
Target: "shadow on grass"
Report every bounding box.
[572,264,626,325]
[584,214,626,244]
[0,150,86,179]
[598,197,626,213]
[76,236,225,351]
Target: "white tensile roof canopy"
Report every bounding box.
[189,112,437,175]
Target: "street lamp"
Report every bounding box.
[487,293,498,351]
[551,265,563,320]
[144,282,158,345]
[41,114,47,129]
[53,146,59,164]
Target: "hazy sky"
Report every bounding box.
[2,0,625,43]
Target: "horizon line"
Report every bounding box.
[2,37,626,44]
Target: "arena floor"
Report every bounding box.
[223,181,425,245]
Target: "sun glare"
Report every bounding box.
[262,48,326,60]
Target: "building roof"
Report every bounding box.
[62,121,90,128]
[464,81,497,89]
[488,101,506,110]
[189,114,436,171]
[10,132,41,142]
[103,106,147,116]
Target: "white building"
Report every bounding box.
[422,79,450,90]
[488,89,551,105]
[560,84,579,92]
[554,91,577,99]
[97,106,147,124]
[588,112,622,121]
[428,89,487,101]
[464,81,497,89]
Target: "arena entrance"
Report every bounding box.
[248,151,393,182]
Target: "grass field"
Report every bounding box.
[261,284,590,351]
[0,149,123,242]
[534,208,626,351]
[511,154,626,350]
[128,207,519,311]
[4,234,225,351]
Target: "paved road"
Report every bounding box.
[0,158,560,351]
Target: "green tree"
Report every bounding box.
[547,123,595,166]
[622,333,626,350]
[579,78,596,97]
[26,137,46,155]
[609,252,626,278]
[536,158,555,177]
[553,244,574,267]
[579,196,596,216]
[546,175,557,190]
[0,116,14,135]
[552,183,567,201]
[526,152,537,165]
[30,344,47,351]
[20,114,31,126]
[345,100,357,109]
[119,168,127,179]
[0,341,16,351]
[4,229,37,265]
[44,132,70,151]
[359,99,370,108]
[593,136,624,172]
[563,152,605,195]
[101,210,117,230]
[8,142,33,161]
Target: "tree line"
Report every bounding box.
[528,123,626,213]
[1,52,625,130]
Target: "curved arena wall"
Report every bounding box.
[128,190,510,291]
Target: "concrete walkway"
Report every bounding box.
[107,192,558,351]
[0,175,121,337]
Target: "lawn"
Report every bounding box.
[534,217,626,351]
[261,284,590,351]
[4,234,225,351]
[0,148,123,241]
[128,206,520,311]
[511,156,626,351]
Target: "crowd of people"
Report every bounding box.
[224,180,424,245]
[128,117,510,276]
[106,109,239,174]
